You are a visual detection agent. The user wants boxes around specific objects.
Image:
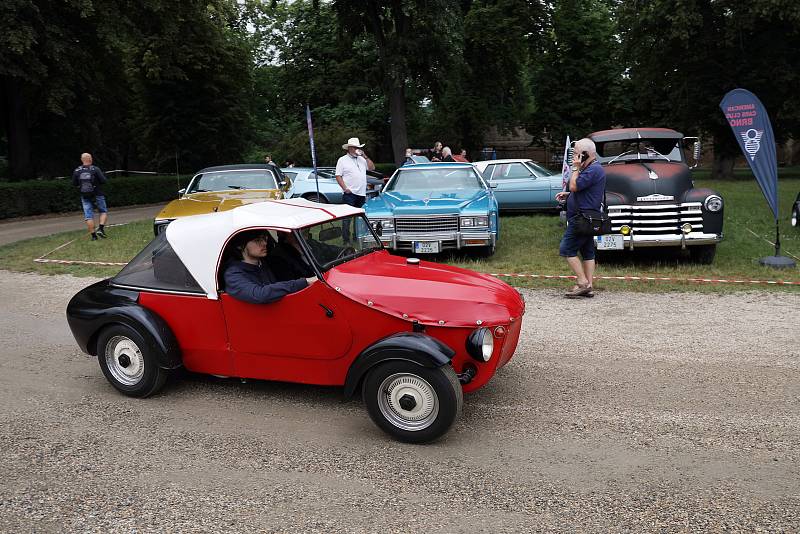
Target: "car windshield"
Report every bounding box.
[387,167,484,194]
[597,139,685,164]
[526,161,555,177]
[189,170,279,192]
[298,215,382,270]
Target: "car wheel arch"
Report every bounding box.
[343,332,456,398]
[89,308,182,370]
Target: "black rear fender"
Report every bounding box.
[343,332,455,398]
[66,280,182,369]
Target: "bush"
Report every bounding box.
[373,163,397,177]
[0,175,187,219]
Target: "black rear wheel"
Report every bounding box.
[303,193,328,204]
[97,324,169,398]
[362,361,462,443]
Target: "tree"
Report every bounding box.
[525,0,626,147]
[618,0,800,177]
[333,0,463,164]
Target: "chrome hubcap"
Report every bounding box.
[377,373,439,431]
[105,335,145,386]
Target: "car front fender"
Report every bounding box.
[343,332,456,398]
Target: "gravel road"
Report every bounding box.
[0,270,798,533]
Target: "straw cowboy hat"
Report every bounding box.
[342,137,366,150]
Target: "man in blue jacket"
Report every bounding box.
[224,231,317,304]
[555,138,606,298]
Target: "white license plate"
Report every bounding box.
[413,241,440,254]
[594,234,624,250]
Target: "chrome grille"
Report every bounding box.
[395,216,459,234]
[608,202,704,234]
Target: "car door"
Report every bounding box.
[220,281,354,383]
[487,162,549,209]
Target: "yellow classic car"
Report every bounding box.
[153,164,290,235]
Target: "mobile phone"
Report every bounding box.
[356,149,364,157]
[580,151,589,163]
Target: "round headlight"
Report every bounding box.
[466,327,493,362]
[681,223,693,234]
[704,195,723,212]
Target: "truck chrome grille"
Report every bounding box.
[607,202,703,234]
[395,215,459,233]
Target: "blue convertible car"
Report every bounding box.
[365,162,499,256]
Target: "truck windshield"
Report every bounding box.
[597,139,685,164]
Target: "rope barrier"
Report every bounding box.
[487,272,800,286]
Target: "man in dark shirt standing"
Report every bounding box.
[72,152,109,241]
[555,138,606,298]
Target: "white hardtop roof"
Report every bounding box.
[165,198,363,299]
[473,158,534,169]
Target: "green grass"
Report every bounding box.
[0,180,798,293]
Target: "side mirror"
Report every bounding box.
[178,188,186,197]
[693,141,702,164]
[684,137,701,168]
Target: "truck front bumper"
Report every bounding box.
[377,231,496,252]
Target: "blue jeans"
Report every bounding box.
[81,195,108,220]
[559,216,596,260]
[341,192,366,242]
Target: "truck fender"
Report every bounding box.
[343,332,455,398]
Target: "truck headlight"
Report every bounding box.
[466,327,494,362]
[461,216,488,228]
[704,195,723,212]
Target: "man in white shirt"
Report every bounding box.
[336,137,376,244]
[335,137,375,209]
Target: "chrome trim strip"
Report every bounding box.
[109,283,207,297]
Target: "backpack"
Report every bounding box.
[78,168,96,198]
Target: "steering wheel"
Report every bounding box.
[336,246,357,260]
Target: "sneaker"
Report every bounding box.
[97,228,107,238]
[564,284,592,298]
[91,233,98,241]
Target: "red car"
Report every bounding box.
[66,199,525,442]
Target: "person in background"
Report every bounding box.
[429,141,443,162]
[72,152,109,241]
[402,147,414,166]
[264,154,277,167]
[554,138,606,298]
[453,148,469,162]
[224,230,316,304]
[441,147,455,162]
[336,137,375,243]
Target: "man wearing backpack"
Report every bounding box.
[72,153,109,240]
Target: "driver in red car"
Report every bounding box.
[224,230,317,304]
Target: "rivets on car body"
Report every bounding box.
[335,287,341,292]
[367,300,373,306]
[438,320,445,325]
[402,313,408,319]
[510,317,515,322]
[476,320,483,325]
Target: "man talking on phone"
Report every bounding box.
[554,138,606,298]
[336,137,375,242]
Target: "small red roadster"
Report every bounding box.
[67,199,525,442]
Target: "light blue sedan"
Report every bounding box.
[283,167,384,204]
[473,159,563,211]
[365,162,499,256]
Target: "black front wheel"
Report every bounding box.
[303,193,328,204]
[362,361,463,443]
[96,324,169,398]
[689,244,717,265]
